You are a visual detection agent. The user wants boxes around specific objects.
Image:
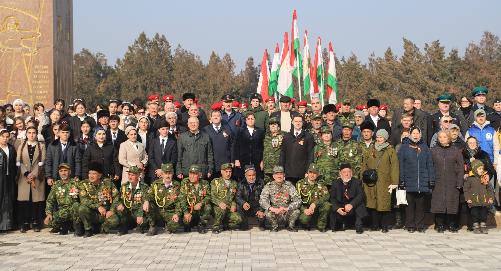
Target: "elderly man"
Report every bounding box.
[188,104,210,128]
[179,165,212,233]
[177,117,214,179]
[330,163,367,234]
[210,163,242,233]
[430,115,465,147]
[221,94,245,134]
[178,92,209,128]
[431,93,467,134]
[237,165,265,230]
[259,165,301,232]
[270,96,299,133]
[364,99,391,137]
[392,96,432,145]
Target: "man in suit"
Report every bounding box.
[148,119,177,182]
[391,96,432,145]
[364,99,391,138]
[106,115,126,149]
[220,94,245,134]
[280,115,315,184]
[329,163,367,234]
[45,124,82,183]
[270,96,299,133]
[233,111,265,180]
[202,110,234,179]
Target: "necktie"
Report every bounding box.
[295,132,299,137]
[112,132,117,144]
[215,126,220,133]
[161,139,166,152]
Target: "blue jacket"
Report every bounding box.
[466,121,495,162]
[221,110,245,134]
[398,141,435,193]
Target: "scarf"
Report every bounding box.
[460,105,472,116]
[374,142,389,151]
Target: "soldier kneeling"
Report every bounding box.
[147,163,181,235]
[180,165,212,234]
[210,163,242,234]
[116,166,150,235]
[44,163,82,236]
[259,166,301,232]
[296,164,332,232]
[78,162,120,237]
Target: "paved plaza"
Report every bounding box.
[1,228,501,271]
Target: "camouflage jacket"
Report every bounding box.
[179,178,211,213]
[314,141,337,184]
[210,178,238,208]
[79,178,119,211]
[332,139,364,178]
[148,179,181,212]
[263,132,285,174]
[120,181,149,217]
[296,178,330,206]
[45,178,80,215]
[259,181,301,210]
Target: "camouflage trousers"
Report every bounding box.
[117,209,150,232]
[147,205,180,232]
[183,204,212,227]
[265,208,300,229]
[49,202,80,229]
[78,205,120,232]
[298,202,332,230]
[213,206,242,230]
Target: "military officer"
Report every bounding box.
[337,99,355,128]
[44,163,82,236]
[308,113,323,145]
[147,163,181,235]
[296,164,331,232]
[78,162,120,237]
[179,165,212,233]
[314,126,337,186]
[262,117,284,183]
[332,121,364,178]
[210,163,242,233]
[259,165,301,232]
[116,166,150,235]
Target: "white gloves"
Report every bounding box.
[388,184,398,193]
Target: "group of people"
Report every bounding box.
[0,85,499,236]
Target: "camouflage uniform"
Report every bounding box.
[210,175,242,231]
[296,173,331,231]
[263,121,284,183]
[314,131,337,186]
[338,112,355,129]
[45,177,81,230]
[179,166,212,230]
[78,177,120,233]
[117,180,150,233]
[259,167,301,230]
[332,139,364,179]
[148,179,181,233]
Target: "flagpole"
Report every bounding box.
[296,49,302,101]
[320,61,325,107]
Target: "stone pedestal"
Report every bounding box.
[0,0,72,106]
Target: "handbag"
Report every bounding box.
[396,189,408,205]
[362,153,382,185]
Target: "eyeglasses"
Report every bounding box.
[137,111,145,114]
[442,120,452,123]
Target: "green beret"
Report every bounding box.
[220,163,232,170]
[436,94,452,103]
[272,165,284,174]
[307,164,319,174]
[311,113,323,120]
[127,166,142,174]
[472,86,488,97]
[161,163,174,173]
[342,99,351,105]
[320,126,331,134]
[58,163,71,170]
[341,120,353,129]
[268,117,280,125]
[189,164,201,173]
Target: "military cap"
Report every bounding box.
[244,165,256,173]
[494,97,501,104]
[222,94,235,102]
[240,102,248,109]
[311,113,323,120]
[341,120,354,129]
[367,99,380,108]
[161,163,174,172]
[322,104,337,114]
[265,97,276,103]
[272,165,285,174]
[127,166,142,174]
[182,92,196,101]
[250,93,262,101]
[449,124,460,130]
[297,101,308,107]
[232,101,240,108]
[58,163,71,170]
[189,164,201,173]
[220,163,232,170]
[342,98,351,105]
[148,94,160,102]
[211,102,223,111]
[436,93,452,103]
[279,96,291,103]
[339,163,352,171]
[268,117,280,125]
[163,95,174,102]
[307,164,320,174]
[474,109,486,117]
[471,86,488,97]
[320,126,331,134]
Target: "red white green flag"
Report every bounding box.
[277,32,294,98]
[327,41,338,105]
[312,37,325,103]
[257,49,270,101]
[268,43,280,96]
[302,30,312,97]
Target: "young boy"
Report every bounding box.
[464,160,495,234]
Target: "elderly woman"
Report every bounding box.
[136,115,153,151]
[398,127,435,232]
[166,111,186,138]
[361,129,399,233]
[431,130,464,233]
[118,126,148,184]
[12,99,28,120]
[16,126,46,232]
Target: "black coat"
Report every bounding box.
[431,111,467,135]
[136,130,154,152]
[392,108,432,145]
[487,111,501,131]
[236,178,264,212]
[82,142,120,178]
[462,148,496,180]
[41,123,57,147]
[270,110,299,132]
[364,115,391,138]
[0,144,17,230]
[69,115,96,142]
[177,107,210,129]
[106,129,127,150]
[233,127,265,169]
[45,139,82,179]
[147,135,178,178]
[202,124,235,173]
[330,178,367,217]
[280,130,315,179]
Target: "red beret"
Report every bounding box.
[240,102,248,109]
[380,104,389,110]
[148,94,160,101]
[265,97,275,103]
[211,102,222,111]
[297,101,307,107]
[335,103,342,111]
[290,98,296,104]
[174,101,181,108]
[163,95,174,102]
[361,105,368,110]
[232,101,240,108]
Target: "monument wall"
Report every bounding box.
[0,0,73,106]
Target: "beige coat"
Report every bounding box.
[16,141,46,202]
[118,140,148,184]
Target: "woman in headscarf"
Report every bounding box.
[118,126,148,184]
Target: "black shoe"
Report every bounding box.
[212,228,221,234]
[381,227,389,233]
[417,228,426,233]
[407,227,415,233]
[59,223,69,235]
[436,226,445,233]
[271,227,279,232]
[73,223,84,237]
[184,226,191,233]
[83,230,93,238]
[198,225,207,234]
[287,226,298,232]
[449,227,458,233]
[50,227,60,234]
[319,228,327,233]
[20,224,28,233]
[356,227,364,234]
[33,223,41,232]
[338,224,346,231]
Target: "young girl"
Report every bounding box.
[464,159,494,234]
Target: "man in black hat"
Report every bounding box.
[360,121,376,149]
[177,92,209,128]
[322,104,342,140]
[247,93,269,131]
[270,96,299,133]
[221,93,244,134]
[329,163,367,234]
[487,98,501,130]
[364,99,391,138]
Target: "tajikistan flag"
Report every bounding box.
[302,30,312,97]
[277,32,293,98]
[268,43,280,96]
[290,9,302,79]
[256,49,270,101]
[312,37,324,102]
[327,42,338,104]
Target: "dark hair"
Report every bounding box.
[4,104,13,111]
[81,119,93,127]
[122,103,134,113]
[94,103,104,112]
[404,96,415,102]
[59,123,71,132]
[210,110,222,117]
[74,101,87,109]
[0,106,5,113]
[55,99,65,107]
[26,126,38,134]
[292,115,304,122]
[33,103,44,112]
